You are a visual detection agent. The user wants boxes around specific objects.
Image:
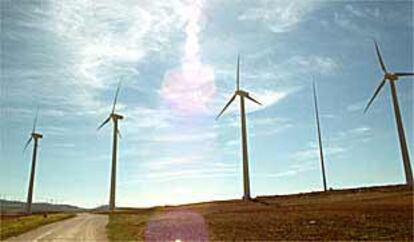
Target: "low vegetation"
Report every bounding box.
[106,208,160,241]
[107,185,413,241]
[0,213,76,240]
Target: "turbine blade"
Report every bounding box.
[111,81,122,114]
[117,129,122,139]
[236,55,240,90]
[373,39,387,73]
[312,80,322,134]
[364,78,387,113]
[98,116,111,130]
[216,93,237,120]
[245,94,262,105]
[23,137,32,152]
[395,72,414,77]
[312,80,319,114]
[32,107,39,133]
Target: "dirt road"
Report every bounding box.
[5,213,108,242]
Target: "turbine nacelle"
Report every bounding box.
[97,81,124,130]
[31,133,43,139]
[365,39,414,186]
[364,40,414,113]
[216,56,262,120]
[236,90,249,97]
[24,110,42,152]
[384,73,399,81]
[111,113,124,121]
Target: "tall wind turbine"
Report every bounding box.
[216,55,262,200]
[98,81,124,211]
[24,109,43,214]
[312,81,328,191]
[364,40,414,186]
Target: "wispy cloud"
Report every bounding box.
[238,0,319,33]
[212,89,291,117]
[3,0,190,120]
[150,131,216,143]
[123,106,173,130]
[51,0,188,88]
[260,159,316,178]
[330,3,399,36]
[50,143,76,148]
[332,126,372,144]
[347,100,366,112]
[121,155,238,184]
[286,55,341,75]
[291,145,346,163]
[345,4,380,19]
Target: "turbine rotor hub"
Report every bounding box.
[111,113,124,120]
[236,90,248,97]
[385,73,398,81]
[32,133,43,139]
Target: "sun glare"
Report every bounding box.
[161,0,216,115]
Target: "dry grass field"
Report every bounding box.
[107,185,413,241]
[0,213,76,240]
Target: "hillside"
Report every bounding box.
[106,184,413,241]
[0,199,84,214]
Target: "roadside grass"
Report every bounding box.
[106,185,413,241]
[106,208,160,241]
[0,213,76,240]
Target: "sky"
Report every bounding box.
[0,0,413,208]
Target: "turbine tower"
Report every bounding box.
[24,109,43,214]
[98,81,124,211]
[216,55,262,200]
[364,40,414,186]
[312,81,328,191]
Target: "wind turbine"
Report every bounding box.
[364,40,414,186]
[312,81,328,191]
[216,55,262,200]
[24,109,43,214]
[98,81,124,211]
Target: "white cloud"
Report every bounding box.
[250,117,293,137]
[333,126,372,143]
[291,146,346,163]
[153,132,216,143]
[123,106,173,130]
[24,0,188,113]
[347,100,366,112]
[224,139,239,147]
[332,4,385,36]
[122,154,238,183]
[345,4,380,19]
[122,105,218,143]
[3,0,192,127]
[212,89,290,117]
[238,0,318,33]
[145,155,204,171]
[250,117,289,126]
[51,143,76,148]
[259,159,316,178]
[287,55,340,75]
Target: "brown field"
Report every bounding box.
[107,185,413,241]
[0,213,76,240]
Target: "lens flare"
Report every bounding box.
[162,0,216,115]
[145,209,208,241]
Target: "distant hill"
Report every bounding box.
[0,199,84,214]
[92,205,109,211]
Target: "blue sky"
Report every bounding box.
[1,0,413,208]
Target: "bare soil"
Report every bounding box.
[107,184,413,241]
